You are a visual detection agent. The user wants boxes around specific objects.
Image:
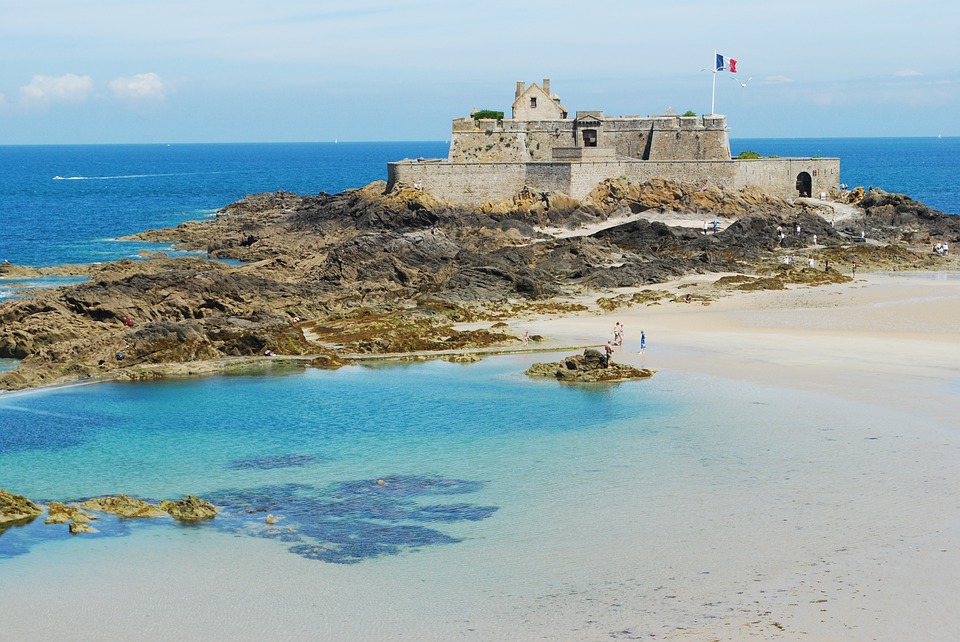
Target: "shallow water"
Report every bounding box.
[2,354,956,637]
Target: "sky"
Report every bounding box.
[1,0,957,144]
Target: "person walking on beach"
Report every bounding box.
[604,341,614,368]
[639,330,646,354]
[613,322,623,346]
[522,330,530,346]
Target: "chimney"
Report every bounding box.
[516,81,524,99]
[542,78,551,96]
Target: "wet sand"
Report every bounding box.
[529,270,960,639]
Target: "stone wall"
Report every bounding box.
[387,157,840,206]
[448,114,731,163]
[734,158,841,198]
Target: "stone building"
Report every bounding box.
[389,78,839,206]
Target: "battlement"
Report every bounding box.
[388,79,839,207]
[451,94,730,164]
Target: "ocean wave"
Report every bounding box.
[53,172,218,181]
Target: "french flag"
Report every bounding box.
[716,53,737,73]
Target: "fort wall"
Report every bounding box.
[389,79,840,208]
[387,157,840,206]
[448,114,730,163]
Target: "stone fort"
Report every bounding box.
[387,78,839,206]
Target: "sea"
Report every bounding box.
[1,138,958,638]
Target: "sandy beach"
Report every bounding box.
[1,270,958,641]
[521,270,960,639]
[537,270,960,421]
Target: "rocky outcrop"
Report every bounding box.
[1,178,954,391]
[44,502,96,525]
[160,495,218,521]
[0,488,43,526]
[526,349,655,383]
[80,495,167,518]
[69,521,97,534]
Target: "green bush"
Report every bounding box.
[682,110,697,117]
[473,110,504,121]
[736,150,761,159]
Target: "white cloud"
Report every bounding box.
[19,73,93,106]
[893,69,921,78]
[108,72,167,102]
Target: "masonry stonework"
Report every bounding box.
[387,79,840,206]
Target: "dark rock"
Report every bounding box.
[0,177,952,392]
[526,349,655,383]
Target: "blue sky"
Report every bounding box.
[1,0,956,144]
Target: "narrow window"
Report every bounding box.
[530,97,537,108]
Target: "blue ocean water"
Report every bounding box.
[0,138,956,270]
[0,142,448,268]
[1,137,958,568]
[729,137,960,213]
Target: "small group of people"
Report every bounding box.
[933,241,950,255]
[702,220,720,235]
[605,323,646,365]
[612,321,624,346]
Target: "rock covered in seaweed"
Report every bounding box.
[80,494,168,518]
[69,521,97,534]
[44,502,96,525]
[525,348,655,383]
[160,495,218,521]
[2,177,957,393]
[0,488,43,525]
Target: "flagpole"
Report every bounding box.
[711,50,717,115]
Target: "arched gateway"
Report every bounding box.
[796,172,813,197]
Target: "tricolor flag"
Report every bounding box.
[716,53,737,73]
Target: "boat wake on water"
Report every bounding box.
[53,171,223,181]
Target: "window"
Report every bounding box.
[530,97,537,108]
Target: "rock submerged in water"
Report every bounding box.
[80,494,168,518]
[0,488,43,526]
[525,348,655,383]
[44,501,96,525]
[69,521,97,535]
[160,495,218,521]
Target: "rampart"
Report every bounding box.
[448,113,730,164]
[386,78,840,207]
[387,157,840,206]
